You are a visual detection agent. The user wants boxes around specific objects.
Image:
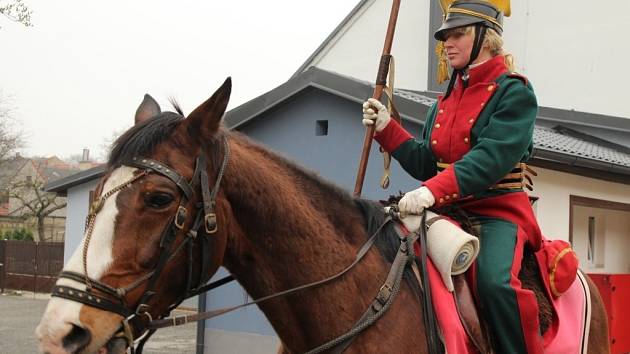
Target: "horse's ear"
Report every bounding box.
[135,94,161,124]
[184,77,231,139]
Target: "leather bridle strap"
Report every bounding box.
[306,227,419,354]
[52,285,133,318]
[127,157,194,199]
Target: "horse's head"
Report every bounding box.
[37,78,234,354]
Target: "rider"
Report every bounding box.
[362,0,543,352]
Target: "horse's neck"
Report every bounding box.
[220,141,403,351]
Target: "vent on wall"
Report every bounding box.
[316,120,328,136]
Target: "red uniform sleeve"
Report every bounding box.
[373,119,413,153]
[422,166,463,207]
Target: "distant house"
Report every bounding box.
[0,155,80,242]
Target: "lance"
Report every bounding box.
[353,0,401,197]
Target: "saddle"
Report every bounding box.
[395,212,582,354]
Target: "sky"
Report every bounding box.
[0,0,359,161]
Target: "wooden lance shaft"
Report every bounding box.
[353,0,401,197]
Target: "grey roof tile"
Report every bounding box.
[533,127,630,168]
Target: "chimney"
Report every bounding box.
[81,148,90,162]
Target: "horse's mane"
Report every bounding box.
[226,132,421,297]
[108,111,184,167]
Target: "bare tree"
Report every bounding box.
[0,93,24,167]
[9,178,66,242]
[0,0,32,28]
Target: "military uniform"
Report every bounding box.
[374,55,544,353]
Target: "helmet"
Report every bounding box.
[434,0,503,41]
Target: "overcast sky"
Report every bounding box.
[1,0,359,161]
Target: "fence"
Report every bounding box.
[0,240,64,293]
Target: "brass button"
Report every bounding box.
[434,123,441,128]
[480,102,485,107]
[439,109,444,114]
[452,193,458,198]
[464,137,469,143]
[432,140,438,145]
[468,118,474,124]
[487,85,495,91]
[438,158,443,162]
[445,195,450,200]
[439,197,444,204]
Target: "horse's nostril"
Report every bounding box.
[62,324,91,353]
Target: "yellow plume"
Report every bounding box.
[435,41,450,84]
[491,0,510,16]
[438,0,510,17]
[438,0,455,16]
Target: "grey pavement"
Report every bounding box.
[0,293,196,354]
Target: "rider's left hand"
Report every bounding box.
[398,186,435,215]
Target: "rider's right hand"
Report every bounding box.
[362,98,391,132]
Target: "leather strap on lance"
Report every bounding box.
[377,54,401,190]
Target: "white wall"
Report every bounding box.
[533,167,630,241]
[307,0,630,118]
[572,207,630,274]
[504,0,630,118]
[311,0,431,91]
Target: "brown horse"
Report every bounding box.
[37,79,610,354]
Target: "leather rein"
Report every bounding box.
[51,135,428,354]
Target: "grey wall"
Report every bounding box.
[64,180,98,264]
[203,87,425,351]
[238,87,423,199]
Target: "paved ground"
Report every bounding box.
[0,292,196,354]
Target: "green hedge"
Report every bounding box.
[1,228,34,241]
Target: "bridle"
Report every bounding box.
[51,136,230,352]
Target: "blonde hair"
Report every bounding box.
[441,25,516,72]
[483,28,515,72]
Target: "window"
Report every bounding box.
[587,216,595,264]
[316,120,328,136]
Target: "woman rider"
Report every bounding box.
[362,1,543,353]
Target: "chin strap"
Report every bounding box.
[443,24,487,100]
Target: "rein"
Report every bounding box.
[52,133,430,354]
[149,213,420,354]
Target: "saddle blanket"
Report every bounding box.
[421,255,591,353]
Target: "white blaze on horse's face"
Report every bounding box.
[36,166,138,354]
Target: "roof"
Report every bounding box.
[43,164,106,196]
[45,67,630,193]
[229,67,630,184]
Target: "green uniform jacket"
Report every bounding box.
[374,55,538,208]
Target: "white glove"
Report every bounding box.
[362,98,391,132]
[398,186,436,215]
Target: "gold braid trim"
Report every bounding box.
[447,8,503,31]
[550,247,574,298]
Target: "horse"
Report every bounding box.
[36,78,610,354]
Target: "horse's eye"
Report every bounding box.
[144,192,174,208]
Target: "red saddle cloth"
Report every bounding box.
[413,239,587,354]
